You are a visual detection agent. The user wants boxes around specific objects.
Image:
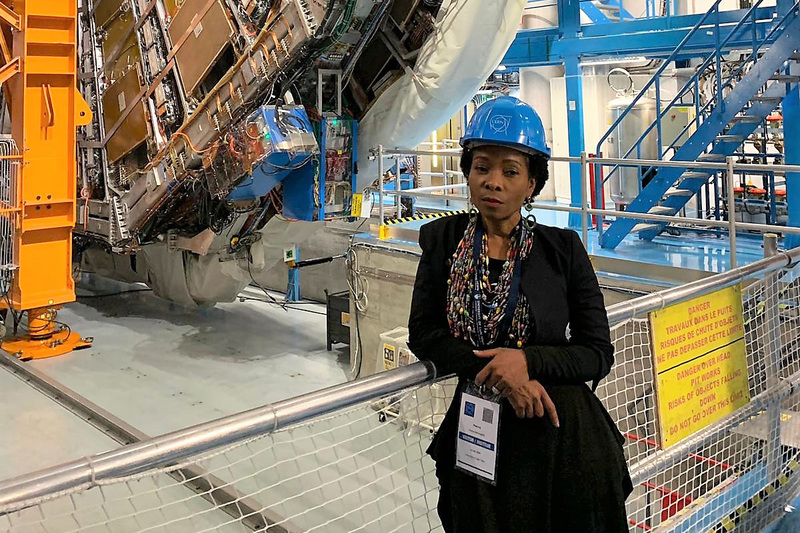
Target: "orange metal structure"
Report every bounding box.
[0,0,92,359]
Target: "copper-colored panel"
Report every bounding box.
[168,0,234,95]
[162,0,181,16]
[102,69,148,162]
[94,0,129,30]
[102,14,140,81]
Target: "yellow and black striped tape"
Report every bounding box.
[707,458,800,532]
[383,210,468,226]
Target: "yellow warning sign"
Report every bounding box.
[350,193,363,218]
[650,284,750,448]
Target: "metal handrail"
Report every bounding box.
[2,232,800,512]
[717,0,800,92]
[0,362,436,510]
[373,151,800,267]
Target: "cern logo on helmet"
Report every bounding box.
[489,114,511,134]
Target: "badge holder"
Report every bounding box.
[455,381,502,485]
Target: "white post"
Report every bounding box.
[378,145,384,224]
[763,233,782,481]
[727,156,737,269]
[580,152,589,249]
[395,156,401,219]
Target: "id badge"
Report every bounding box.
[455,381,501,485]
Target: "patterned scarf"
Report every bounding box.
[446,216,535,349]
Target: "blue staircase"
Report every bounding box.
[597,0,800,249]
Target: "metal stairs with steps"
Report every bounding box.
[598,0,800,249]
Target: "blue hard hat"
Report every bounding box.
[460,96,550,158]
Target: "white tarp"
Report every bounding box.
[356,0,527,191]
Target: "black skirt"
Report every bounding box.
[430,381,633,533]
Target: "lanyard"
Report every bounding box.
[471,219,524,348]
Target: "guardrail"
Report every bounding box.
[370,146,800,268]
[2,244,800,533]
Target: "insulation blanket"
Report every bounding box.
[356,0,527,190]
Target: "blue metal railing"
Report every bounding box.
[593,0,797,234]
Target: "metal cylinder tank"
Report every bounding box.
[606,93,658,208]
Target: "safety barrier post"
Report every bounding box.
[580,152,589,248]
[763,233,782,481]
[727,156,737,268]
[377,145,387,239]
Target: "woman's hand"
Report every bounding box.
[508,380,560,427]
[474,348,529,396]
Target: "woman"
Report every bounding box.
[408,96,632,532]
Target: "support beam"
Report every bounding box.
[784,86,800,248]
[0,27,12,112]
[0,26,11,64]
[503,8,776,67]
[0,56,18,85]
[558,0,582,36]
[558,0,585,228]
[0,3,20,30]
[565,56,585,228]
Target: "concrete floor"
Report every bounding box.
[0,369,120,480]
[0,279,350,477]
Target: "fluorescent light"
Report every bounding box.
[579,56,648,67]
[497,65,507,71]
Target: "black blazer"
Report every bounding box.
[408,213,614,387]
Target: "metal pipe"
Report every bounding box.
[404,183,469,193]
[394,156,401,219]
[377,145,384,224]
[0,352,288,531]
[727,156,738,268]
[382,148,462,157]
[377,188,800,238]
[580,152,589,246]
[5,240,800,511]
[0,362,435,510]
[378,148,800,176]
[763,233,782,481]
[389,191,467,202]
[443,149,449,209]
[605,247,800,325]
[505,202,800,237]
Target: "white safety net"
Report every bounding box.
[600,270,800,532]
[0,380,458,533]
